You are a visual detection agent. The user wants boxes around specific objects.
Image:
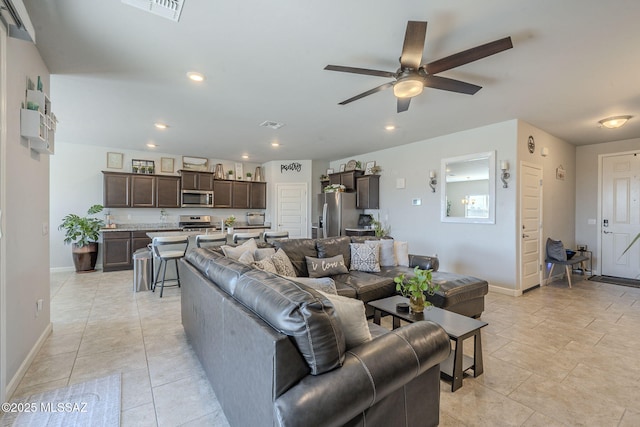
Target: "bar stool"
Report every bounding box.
[263,230,289,243]
[151,236,189,297]
[196,233,228,248]
[232,231,261,244]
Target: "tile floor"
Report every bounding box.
[11,271,640,426]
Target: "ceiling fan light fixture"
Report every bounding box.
[598,115,632,129]
[393,77,423,98]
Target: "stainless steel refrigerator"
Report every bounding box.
[317,192,361,238]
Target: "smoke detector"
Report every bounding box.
[259,120,285,130]
[122,0,185,22]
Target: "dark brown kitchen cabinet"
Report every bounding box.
[328,171,363,191]
[180,170,213,191]
[356,175,380,209]
[250,182,266,209]
[232,181,251,209]
[102,231,132,272]
[131,231,152,252]
[156,176,181,208]
[213,180,233,207]
[131,175,156,207]
[103,172,130,207]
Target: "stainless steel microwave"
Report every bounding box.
[181,190,213,208]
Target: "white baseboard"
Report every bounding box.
[50,263,103,273]
[6,322,52,400]
[488,285,522,296]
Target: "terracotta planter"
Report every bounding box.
[72,242,98,273]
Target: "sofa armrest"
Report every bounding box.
[409,254,439,272]
[274,321,450,427]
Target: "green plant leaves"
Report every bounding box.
[59,204,105,247]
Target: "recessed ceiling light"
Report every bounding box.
[186,71,205,82]
[271,142,280,147]
[242,155,249,159]
[385,125,396,131]
[154,122,168,129]
[146,143,157,148]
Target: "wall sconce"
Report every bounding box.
[429,170,437,192]
[500,161,510,188]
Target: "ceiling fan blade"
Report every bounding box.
[400,21,428,69]
[338,82,394,105]
[423,75,481,95]
[325,65,395,78]
[425,36,513,75]
[397,97,411,113]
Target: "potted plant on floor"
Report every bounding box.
[59,204,104,272]
[394,266,440,313]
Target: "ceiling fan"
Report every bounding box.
[325,21,513,113]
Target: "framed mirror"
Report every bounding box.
[441,151,496,224]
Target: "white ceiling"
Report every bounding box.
[22,0,640,162]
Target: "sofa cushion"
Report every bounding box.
[252,257,278,274]
[394,241,409,266]
[316,236,352,269]
[271,248,297,277]
[222,238,258,260]
[332,271,394,304]
[318,291,371,349]
[350,242,381,273]
[306,255,349,278]
[293,277,338,295]
[185,249,253,296]
[368,239,396,267]
[273,239,318,277]
[222,262,346,375]
[254,247,276,261]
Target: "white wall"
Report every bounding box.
[3,36,51,397]
[50,142,261,269]
[576,138,640,274]
[332,120,519,291]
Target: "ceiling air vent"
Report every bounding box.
[122,0,185,22]
[259,121,285,130]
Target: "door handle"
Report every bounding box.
[603,230,612,234]
[522,233,529,238]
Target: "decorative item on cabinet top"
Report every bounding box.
[132,159,155,174]
[182,156,209,171]
[161,157,174,173]
[107,152,124,169]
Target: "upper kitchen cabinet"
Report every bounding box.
[213,180,233,208]
[180,170,213,191]
[356,175,380,209]
[103,172,131,207]
[156,176,181,208]
[232,181,251,209]
[131,175,156,207]
[250,182,267,209]
[329,171,364,191]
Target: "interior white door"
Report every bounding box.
[276,183,308,238]
[601,153,640,279]
[520,163,542,291]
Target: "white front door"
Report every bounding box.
[276,183,308,238]
[520,162,543,291]
[601,153,640,279]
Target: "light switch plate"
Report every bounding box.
[396,178,406,189]
[412,198,422,206]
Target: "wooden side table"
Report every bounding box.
[368,295,488,392]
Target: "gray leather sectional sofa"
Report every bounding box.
[180,249,451,426]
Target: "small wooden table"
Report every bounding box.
[368,295,488,392]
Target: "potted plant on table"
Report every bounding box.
[59,204,104,272]
[224,215,236,234]
[394,266,440,313]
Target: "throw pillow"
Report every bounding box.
[318,291,372,349]
[350,243,381,273]
[394,241,409,267]
[293,277,338,295]
[254,247,276,261]
[546,238,567,262]
[222,238,258,260]
[237,250,255,265]
[367,239,396,267]
[252,257,278,274]
[271,248,297,277]
[305,255,349,278]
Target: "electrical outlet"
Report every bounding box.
[36,298,43,317]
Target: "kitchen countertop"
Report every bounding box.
[101,223,271,232]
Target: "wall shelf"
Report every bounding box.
[20,88,56,154]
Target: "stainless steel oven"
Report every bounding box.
[181,190,213,208]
